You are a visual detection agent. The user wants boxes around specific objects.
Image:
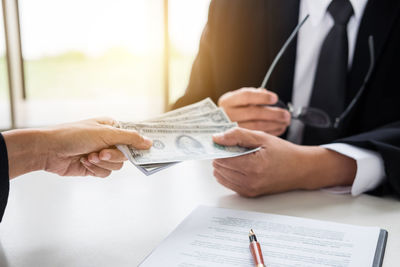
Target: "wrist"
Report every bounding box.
[298,146,357,190]
[3,128,50,178]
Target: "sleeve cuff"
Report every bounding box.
[321,143,385,196]
[0,133,10,222]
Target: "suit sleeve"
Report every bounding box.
[337,121,400,197]
[171,1,216,110]
[0,133,10,222]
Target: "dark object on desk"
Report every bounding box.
[172,0,400,197]
[0,133,10,222]
[249,229,266,267]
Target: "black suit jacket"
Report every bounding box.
[173,0,400,197]
[0,133,10,222]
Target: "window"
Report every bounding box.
[2,0,211,128]
[19,0,165,126]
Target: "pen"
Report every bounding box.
[249,229,266,267]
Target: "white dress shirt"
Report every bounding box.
[287,0,385,196]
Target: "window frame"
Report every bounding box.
[2,0,171,130]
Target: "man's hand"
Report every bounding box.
[3,118,152,179]
[218,88,291,136]
[212,128,356,197]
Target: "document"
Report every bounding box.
[140,206,387,267]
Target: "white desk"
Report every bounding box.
[0,160,399,267]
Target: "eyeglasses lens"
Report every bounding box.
[297,107,332,128]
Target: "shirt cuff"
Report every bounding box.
[321,143,385,196]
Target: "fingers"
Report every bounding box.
[225,105,291,124]
[213,127,266,147]
[98,148,126,163]
[218,88,278,107]
[238,121,287,136]
[91,117,152,150]
[214,168,245,194]
[88,155,123,171]
[87,150,124,169]
[217,88,290,134]
[102,128,153,150]
[213,164,258,198]
[213,153,258,174]
[80,149,124,178]
[80,158,112,178]
[213,157,249,173]
[95,117,119,127]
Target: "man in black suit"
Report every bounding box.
[173,0,400,197]
[0,118,152,222]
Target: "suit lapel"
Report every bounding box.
[347,0,400,104]
[266,0,300,103]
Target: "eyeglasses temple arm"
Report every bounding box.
[260,14,310,89]
[334,35,375,128]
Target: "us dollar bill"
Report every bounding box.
[118,122,238,131]
[116,143,177,175]
[143,108,231,125]
[116,98,258,175]
[119,123,259,165]
[144,97,217,121]
[132,162,179,176]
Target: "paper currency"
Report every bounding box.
[144,108,230,125]
[120,123,258,165]
[117,144,178,175]
[145,98,217,121]
[117,98,260,175]
[119,122,238,132]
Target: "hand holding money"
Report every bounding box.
[92,98,260,175]
[3,118,152,179]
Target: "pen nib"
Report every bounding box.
[249,229,257,242]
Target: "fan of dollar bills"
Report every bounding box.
[116,98,259,175]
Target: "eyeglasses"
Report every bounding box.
[261,15,375,129]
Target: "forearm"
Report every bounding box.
[299,146,357,190]
[2,129,49,179]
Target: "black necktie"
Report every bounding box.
[302,0,354,145]
[309,0,354,120]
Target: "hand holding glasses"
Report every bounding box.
[261,15,375,129]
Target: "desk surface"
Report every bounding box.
[0,160,399,267]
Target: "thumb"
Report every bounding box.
[95,117,152,150]
[106,128,153,150]
[212,127,265,148]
